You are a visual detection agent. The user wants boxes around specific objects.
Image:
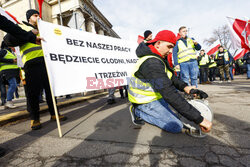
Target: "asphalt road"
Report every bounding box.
[0,75,249,167]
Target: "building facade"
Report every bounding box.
[0,0,119,41]
[0,0,119,95]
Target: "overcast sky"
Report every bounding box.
[94,0,250,48]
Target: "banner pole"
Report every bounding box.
[43,56,63,138]
[37,19,63,138]
[46,79,63,138]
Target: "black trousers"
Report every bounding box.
[209,67,216,81]
[24,63,57,120]
[200,67,208,83]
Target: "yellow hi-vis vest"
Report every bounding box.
[215,50,229,62]
[199,54,209,66]
[19,24,43,65]
[209,56,217,68]
[128,56,173,104]
[239,59,244,65]
[177,38,197,64]
[0,50,19,72]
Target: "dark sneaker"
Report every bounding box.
[0,147,6,158]
[31,120,42,130]
[129,105,144,126]
[107,99,116,105]
[51,115,67,121]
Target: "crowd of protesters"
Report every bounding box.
[1,7,250,158]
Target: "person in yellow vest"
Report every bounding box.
[197,49,211,84]
[4,9,67,130]
[215,46,232,83]
[173,26,201,87]
[128,30,212,134]
[0,42,19,109]
[208,54,217,82]
[0,12,44,159]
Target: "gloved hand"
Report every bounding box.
[189,89,208,99]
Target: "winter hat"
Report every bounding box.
[147,30,177,45]
[144,30,152,39]
[26,9,39,22]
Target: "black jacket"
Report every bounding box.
[243,52,250,64]
[0,15,36,44]
[3,21,44,68]
[0,49,19,80]
[134,42,203,124]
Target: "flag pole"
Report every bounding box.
[37,19,63,137]
[227,16,250,23]
[58,0,63,25]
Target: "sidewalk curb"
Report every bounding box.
[0,92,108,126]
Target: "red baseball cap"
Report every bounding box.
[147,30,177,45]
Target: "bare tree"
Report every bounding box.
[204,24,231,49]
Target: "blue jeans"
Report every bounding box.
[135,99,183,133]
[7,77,17,102]
[225,66,234,80]
[180,60,199,87]
[247,64,250,79]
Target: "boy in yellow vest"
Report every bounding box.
[197,49,210,84]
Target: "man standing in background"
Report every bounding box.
[197,49,210,84]
[215,46,232,83]
[4,9,67,130]
[243,51,250,79]
[173,26,201,87]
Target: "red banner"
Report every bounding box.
[137,35,144,44]
[37,0,44,18]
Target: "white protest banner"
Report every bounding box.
[38,19,138,96]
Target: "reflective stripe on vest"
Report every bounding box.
[19,24,43,65]
[177,38,197,64]
[128,56,173,104]
[209,58,217,68]
[199,54,209,66]
[215,50,229,62]
[0,50,19,71]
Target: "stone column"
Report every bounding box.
[86,18,96,33]
[97,28,104,35]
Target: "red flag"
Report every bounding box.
[176,33,181,40]
[227,17,250,50]
[234,48,248,60]
[207,39,221,55]
[137,35,144,44]
[37,0,44,18]
[5,11,20,24]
